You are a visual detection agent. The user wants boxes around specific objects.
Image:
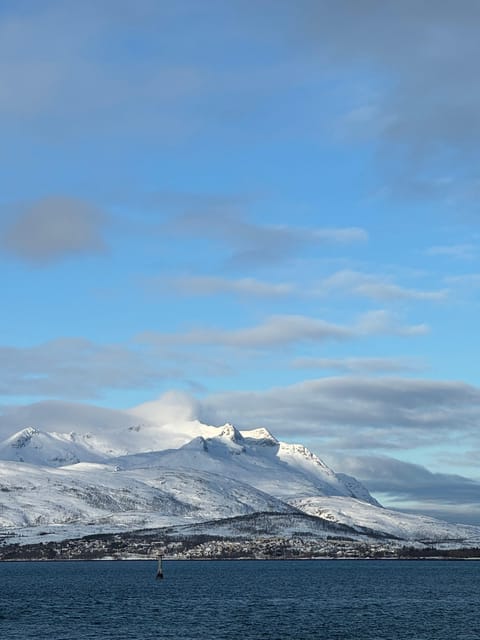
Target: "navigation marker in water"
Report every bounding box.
[156,554,164,579]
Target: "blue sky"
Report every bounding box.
[1,1,480,523]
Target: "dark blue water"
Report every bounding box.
[0,560,479,639]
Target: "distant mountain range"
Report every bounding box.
[1,419,479,548]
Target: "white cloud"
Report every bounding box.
[317,269,447,302]
[150,275,294,297]
[355,310,429,337]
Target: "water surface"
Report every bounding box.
[1,559,478,639]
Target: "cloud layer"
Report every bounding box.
[0,338,169,399]
[297,0,480,197]
[2,0,480,206]
[199,376,480,447]
[326,453,480,524]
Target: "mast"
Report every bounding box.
[156,554,164,579]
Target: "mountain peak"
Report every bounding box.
[240,427,278,446]
[8,427,41,449]
[217,423,244,443]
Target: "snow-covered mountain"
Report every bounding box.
[0,427,116,466]
[111,423,380,506]
[0,417,479,547]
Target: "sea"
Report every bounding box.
[0,559,479,639]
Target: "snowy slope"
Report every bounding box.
[0,459,294,532]
[291,496,480,542]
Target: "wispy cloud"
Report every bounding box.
[150,268,445,306]
[292,356,426,374]
[140,315,352,349]
[426,244,477,260]
[317,269,447,302]
[355,310,429,337]
[166,211,367,268]
[311,228,368,244]
[148,275,294,297]
[139,310,427,350]
[445,273,480,288]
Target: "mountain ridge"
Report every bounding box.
[0,418,478,548]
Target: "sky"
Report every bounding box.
[1,0,480,524]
